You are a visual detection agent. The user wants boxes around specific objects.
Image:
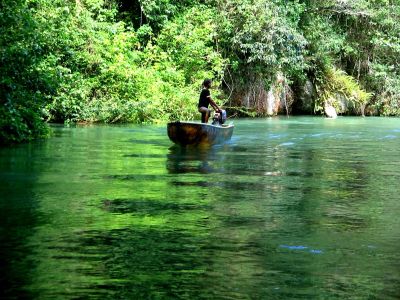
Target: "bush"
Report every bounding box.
[44,5,226,124]
[314,67,372,115]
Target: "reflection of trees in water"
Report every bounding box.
[186,139,388,298]
[2,123,398,299]
[40,227,216,299]
[182,145,277,297]
[0,145,42,299]
[248,142,393,298]
[296,144,372,231]
[164,144,270,297]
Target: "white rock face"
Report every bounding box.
[324,104,337,118]
[266,89,275,116]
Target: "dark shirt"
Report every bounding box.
[198,89,211,108]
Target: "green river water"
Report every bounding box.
[1,117,399,299]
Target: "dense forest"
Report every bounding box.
[1,0,399,144]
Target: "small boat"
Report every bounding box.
[167,121,234,146]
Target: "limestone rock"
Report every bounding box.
[324,103,337,118]
[266,89,276,116]
[296,80,317,113]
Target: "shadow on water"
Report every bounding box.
[0,144,43,299]
[39,227,223,299]
[166,145,221,175]
[101,198,210,215]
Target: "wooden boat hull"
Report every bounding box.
[167,121,234,146]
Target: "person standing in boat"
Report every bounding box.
[198,79,221,123]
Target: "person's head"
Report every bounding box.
[202,79,212,89]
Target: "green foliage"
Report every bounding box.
[369,63,400,116]
[302,0,400,115]
[0,0,50,144]
[155,6,226,85]
[45,4,225,124]
[117,0,195,31]
[314,67,372,114]
[217,0,307,82]
[2,0,400,145]
[140,0,180,28]
[0,103,49,145]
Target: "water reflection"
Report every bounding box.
[166,145,218,174]
[102,198,209,215]
[45,227,214,299]
[0,144,43,299]
[1,118,400,299]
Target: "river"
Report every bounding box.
[1,117,399,299]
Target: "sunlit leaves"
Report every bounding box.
[155,6,226,85]
[303,0,400,115]
[217,0,307,83]
[2,0,400,144]
[315,67,372,114]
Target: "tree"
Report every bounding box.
[215,0,307,112]
[0,0,50,144]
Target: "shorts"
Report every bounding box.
[198,107,211,114]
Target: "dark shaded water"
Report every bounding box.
[1,117,400,299]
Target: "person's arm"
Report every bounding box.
[208,97,221,112]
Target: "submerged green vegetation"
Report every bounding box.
[1,0,400,144]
